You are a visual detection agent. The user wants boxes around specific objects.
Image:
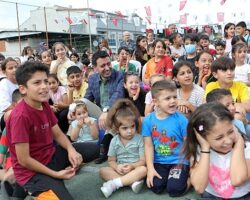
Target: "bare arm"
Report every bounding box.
[230,132,248,186]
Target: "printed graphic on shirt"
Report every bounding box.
[151,125,179,156]
[168,166,182,179]
[209,164,235,198]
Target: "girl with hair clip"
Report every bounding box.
[50,42,75,86]
[183,103,250,199]
[68,100,98,143]
[99,99,147,198]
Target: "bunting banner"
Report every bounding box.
[133,17,140,26]
[220,0,226,5]
[112,17,118,26]
[179,0,187,11]
[217,12,224,22]
[145,16,152,25]
[80,19,88,25]
[179,15,187,24]
[88,11,96,17]
[115,11,124,19]
[65,17,73,24]
[144,6,152,17]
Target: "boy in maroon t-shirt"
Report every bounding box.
[6,62,98,200]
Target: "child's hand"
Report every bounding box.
[116,164,125,175]
[146,168,162,188]
[177,99,189,114]
[56,167,76,180]
[233,127,245,148]
[133,87,140,101]
[77,119,85,128]
[67,84,75,92]
[122,164,133,174]
[194,129,210,151]
[84,117,91,125]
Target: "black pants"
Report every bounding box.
[23,143,99,200]
[151,163,189,197]
[55,108,69,134]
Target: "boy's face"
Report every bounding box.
[235,26,245,36]
[215,45,225,56]
[213,69,235,85]
[153,90,177,116]
[200,39,209,48]
[67,72,83,88]
[219,95,236,115]
[19,71,49,108]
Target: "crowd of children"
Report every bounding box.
[0,20,250,200]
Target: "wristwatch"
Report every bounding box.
[103,107,109,113]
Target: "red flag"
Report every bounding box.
[65,17,73,24]
[112,17,118,26]
[220,0,226,5]
[144,6,152,17]
[217,12,224,22]
[179,0,187,11]
[88,11,96,17]
[115,11,124,18]
[179,15,187,24]
[145,16,151,25]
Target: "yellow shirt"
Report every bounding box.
[205,81,250,103]
[73,82,88,101]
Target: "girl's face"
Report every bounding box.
[139,38,147,49]
[124,75,140,96]
[234,46,248,64]
[118,117,136,141]
[196,45,203,54]
[147,33,153,42]
[54,44,66,59]
[75,106,88,121]
[165,48,171,57]
[27,48,33,55]
[154,41,165,57]
[4,61,18,83]
[206,120,236,154]
[175,65,193,86]
[118,49,129,63]
[70,55,78,63]
[41,51,52,65]
[226,25,235,38]
[195,53,213,75]
[48,77,59,93]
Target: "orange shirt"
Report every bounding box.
[144,55,173,80]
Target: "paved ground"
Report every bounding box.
[0,162,200,200]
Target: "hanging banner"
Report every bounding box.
[220,0,227,5]
[179,0,187,11]
[145,16,152,25]
[115,11,124,19]
[144,6,152,17]
[217,12,224,22]
[179,15,187,24]
[112,17,118,26]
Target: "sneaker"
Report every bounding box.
[100,181,116,198]
[131,180,144,193]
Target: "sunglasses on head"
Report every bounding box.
[125,71,139,76]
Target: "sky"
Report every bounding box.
[0,0,249,29]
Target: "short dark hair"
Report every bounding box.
[199,34,209,41]
[183,33,196,43]
[82,58,90,66]
[92,50,109,66]
[0,53,5,61]
[16,61,49,86]
[66,65,82,77]
[169,32,179,44]
[151,80,176,99]
[206,88,232,103]
[236,21,247,28]
[12,89,22,103]
[211,56,235,73]
[70,52,80,61]
[215,40,226,49]
[117,46,130,55]
[1,57,17,71]
[231,35,247,46]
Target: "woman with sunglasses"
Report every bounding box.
[143,39,173,85]
[124,72,146,116]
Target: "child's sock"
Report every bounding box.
[112,178,123,189]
